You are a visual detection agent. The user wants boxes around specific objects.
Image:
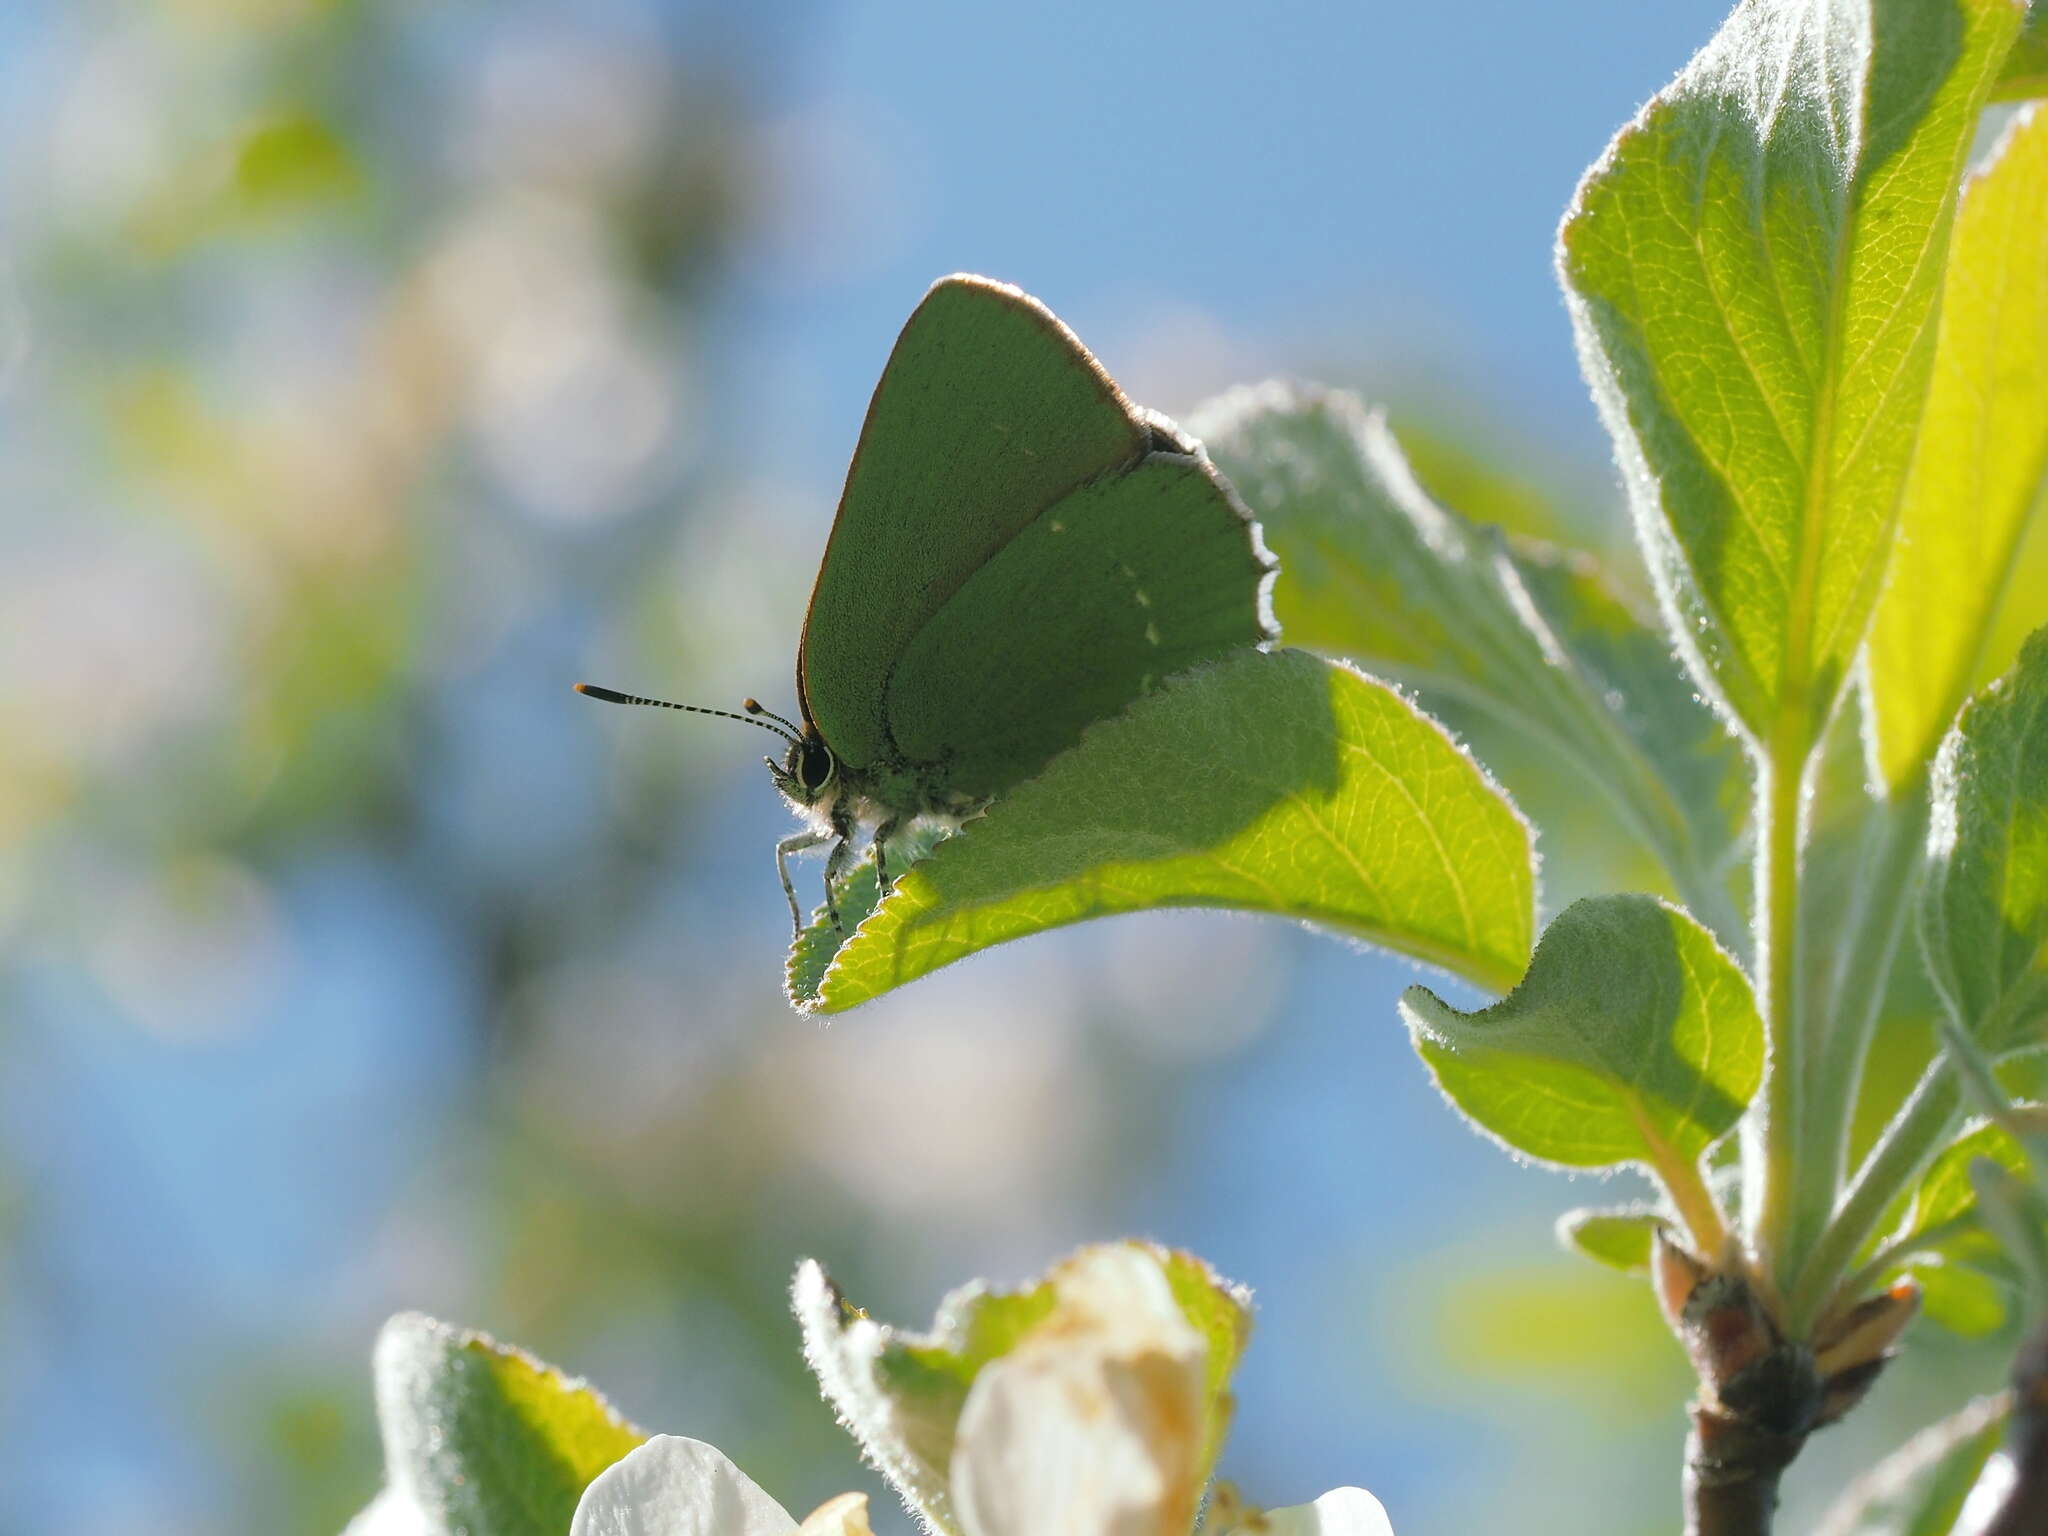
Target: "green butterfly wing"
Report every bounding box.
[885,449,1276,801]
[797,275,1152,772]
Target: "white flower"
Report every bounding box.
[938,1248,1393,1536]
[1213,1487,1396,1536]
[950,1245,1210,1536]
[515,1247,1393,1536]
[340,1487,428,1536]
[794,1492,880,1536]
[567,1436,873,1536]
[792,1242,1395,1536]
[564,1253,1210,1536]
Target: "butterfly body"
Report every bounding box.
[582,273,1276,934]
[764,705,989,933]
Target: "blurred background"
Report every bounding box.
[0,1,2029,1532]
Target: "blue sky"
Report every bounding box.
[22,3,1932,1533]
[725,0,1723,492]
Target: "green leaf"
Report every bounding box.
[1873,1118,2041,1334]
[1506,541,1748,912]
[1970,1154,2048,1299]
[790,648,1535,1013]
[134,113,367,258]
[1156,1249,1254,1480]
[793,1243,1251,1536]
[1921,626,2048,1042]
[1401,894,1764,1171]
[1189,385,1531,689]
[1392,416,1572,539]
[234,115,365,215]
[1901,1120,2029,1241]
[1992,5,2048,100]
[1866,107,2048,790]
[1998,1040,2048,1101]
[1191,384,1742,928]
[1813,1393,2009,1536]
[370,1313,644,1536]
[784,823,948,1005]
[1559,0,2025,744]
[1939,1011,2048,1176]
[1557,1206,1669,1273]
[796,1264,1051,1536]
[1912,1257,2016,1334]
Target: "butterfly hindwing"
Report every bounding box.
[883,447,1276,803]
[797,276,1150,772]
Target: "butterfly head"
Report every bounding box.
[573,684,839,806]
[768,730,839,809]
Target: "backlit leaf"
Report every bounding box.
[1193,384,1741,928]
[1402,894,1764,1170]
[1866,106,2048,790]
[1560,0,2024,744]
[370,1313,644,1536]
[792,649,1534,1013]
[1921,627,2048,1042]
[1900,1120,2029,1242]
[1992,4,2048,100]
[1557,1206,1668,1273]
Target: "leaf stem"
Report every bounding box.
[1937,1011,2022,1127]
[1787,1060,1962,1333]
[1791,788,1930,1258]
[1750,733,1808,1282]
[1669,1155,1734,1258]
[1634,1099,1733,1255]
[1784,981,2047,1330]
[1833,1210,1980,1303]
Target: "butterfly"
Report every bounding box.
[580,275,1276,934]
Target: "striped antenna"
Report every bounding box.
[743,698,802,734]
[575,683,801,745]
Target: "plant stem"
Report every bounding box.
[1686,1403,1801,1536]
[1751,734,1808,1283]
[1791,789,1930,1258]
[1982,1324,2048,1535]
[1833,1210,1981,1303]
[1787,1060,1962,1332]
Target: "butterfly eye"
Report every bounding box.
[797,740,836,793]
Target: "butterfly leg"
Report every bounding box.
[775,826,831,936]
[872,815,903,895]
[819,802,859,932]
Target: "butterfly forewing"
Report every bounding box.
[884,452,1275,802]
[796,276,1150,772]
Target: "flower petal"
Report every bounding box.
[1233,1489,1395,1536]
[796,1492,876,1536]
[341,1488,430,1536]
[951,1246,1209,1536]
[569,1435,798,1536]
